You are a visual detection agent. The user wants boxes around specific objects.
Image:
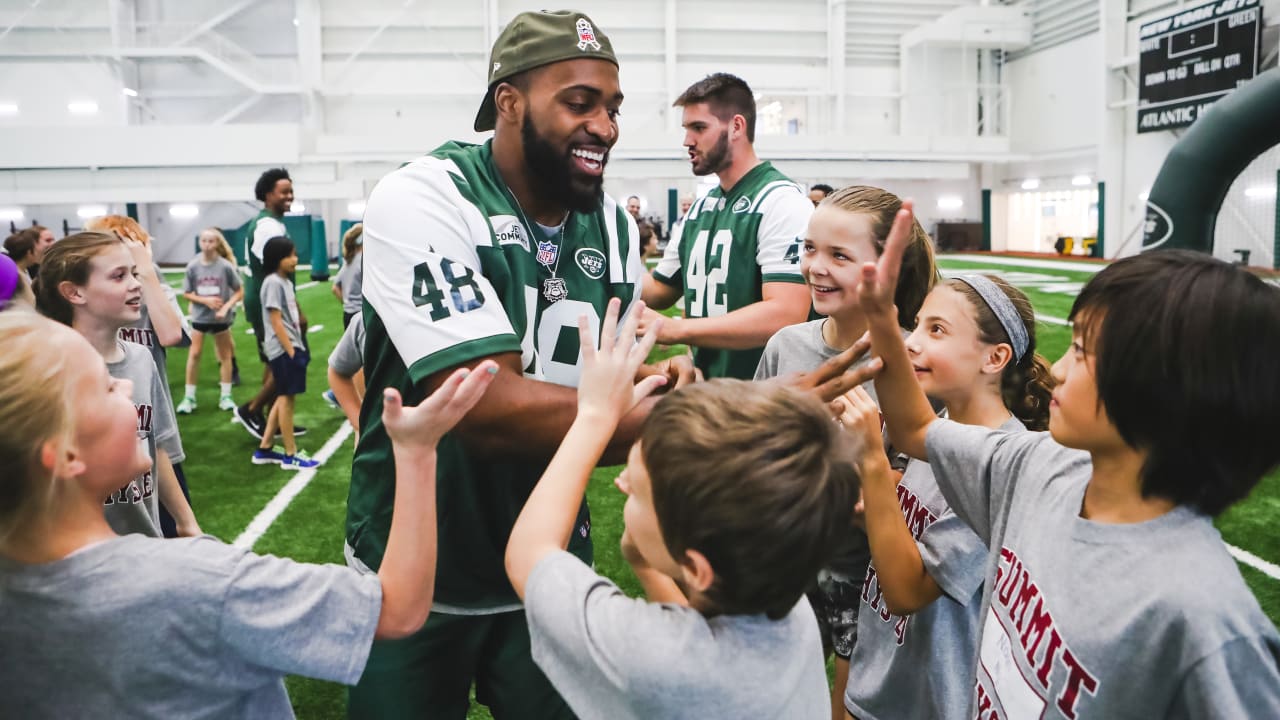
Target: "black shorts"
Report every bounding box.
[267,349,309,396]
[191,321,232,335]
[342,310,357,329]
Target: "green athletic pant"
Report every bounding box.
[348,610,575,719]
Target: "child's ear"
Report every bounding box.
[42,438,86,479]
[58,280,88,308]
[984,344,1014,376]
[679,549,715,594]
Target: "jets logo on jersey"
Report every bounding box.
[536,240,559,266]
[576,18,601,51]
[575,247,606,279]
[732,196,751,213]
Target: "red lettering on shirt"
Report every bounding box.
[988,547,1100,718]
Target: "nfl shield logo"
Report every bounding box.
[576,18,601,51]
[536,241,559,266]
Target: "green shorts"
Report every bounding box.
[348,610,574,719]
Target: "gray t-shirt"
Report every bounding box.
[260,273,304,361]
[0,534,381,720]
[329,314,365,377]
[526,551,829,720]
[183,256,241,325]
[118,269,189,464]
[846,416,1022,720]
[755,319,883,577]
[925,420,1280,719]
[103,341,180,538]
[336,251,363,315]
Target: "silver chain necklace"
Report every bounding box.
[505,187,571,303]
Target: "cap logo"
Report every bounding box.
[493,62,501,73]
[576,18,601,51]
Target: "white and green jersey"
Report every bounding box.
[243,209,288,326]
[652,162,810,379]
[347,140,642,610]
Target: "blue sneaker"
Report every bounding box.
[322,389,339,409]
[252,447,287,465]
[280,452,320,470]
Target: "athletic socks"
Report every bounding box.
[220,382,232,396]
[184,384,197,400]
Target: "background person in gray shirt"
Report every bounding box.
[254,237,313,469]
[178,228,244,414]
[861,207,1280,718]
[505,301,865,720]
[332,222,364,329]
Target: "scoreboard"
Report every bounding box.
[1137,0,1262,133]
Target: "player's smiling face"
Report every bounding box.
[77,243,143,326]
[681,103,731,177]
[518,58,622,213]
[266,179,293,215]
[802,206,879,318]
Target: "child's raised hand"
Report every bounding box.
[857,199,915,320]
[382,360,499,453]
[576,298,668,424]
[835,386,888,472]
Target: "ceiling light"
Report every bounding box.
[287,202,306,214]
[1139,191,1150,201]
[937,196,964,211]
[0,103,18,116]
[169,204,199,219]
[1243,185,1277,200]
[1071,175,1091,186]
[68,101,99,115]
[77,205,108,219]
[122,87,138,97]
[0,208,24,221]
[347,201,366,215]
[1021,179,1040,191]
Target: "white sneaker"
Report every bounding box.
[176,397,196,414]
[218,394,236,411]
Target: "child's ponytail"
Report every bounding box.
[949,275,1056,431]
[1002,351,1054,431]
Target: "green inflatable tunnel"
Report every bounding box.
[1142,67,1280,255]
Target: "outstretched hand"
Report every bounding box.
[857,199,916,321]
[383,360,499,453]
[780,332,883,403]
[577,297,668,425]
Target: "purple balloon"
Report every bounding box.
[0,253,19,308]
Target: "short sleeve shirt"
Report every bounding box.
[652,162,811,379]
[347,140,643,610]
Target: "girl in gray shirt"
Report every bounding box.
[836,275,1052,720]
[0,309,498,719]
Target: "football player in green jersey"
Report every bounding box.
[345,11,699,719]
[233,168,306,440]
[640,73,813,380]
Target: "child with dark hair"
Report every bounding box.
[253,236,316,469]
[505,299,862,719]
[859,201,1280,718]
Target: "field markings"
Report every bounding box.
[955,258,1280,583]
[232,422,353,550]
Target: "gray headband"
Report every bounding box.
[953,275,1029,362]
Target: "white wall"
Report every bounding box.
[1006,32,1102,157]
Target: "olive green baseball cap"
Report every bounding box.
[473,10,618,132]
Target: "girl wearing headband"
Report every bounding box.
[834,271,1053,720]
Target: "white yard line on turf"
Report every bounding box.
[943,254,1104,273]
[1228,545,1280,581]
[307,324,324,334]
[298,280,318,290]
[232,422,353,550]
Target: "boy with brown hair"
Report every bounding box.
[506,298,864,719]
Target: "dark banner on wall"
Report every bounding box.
[1137,0,1261,133]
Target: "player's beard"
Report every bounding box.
[691,129,731,176]
[522,110,603,215]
